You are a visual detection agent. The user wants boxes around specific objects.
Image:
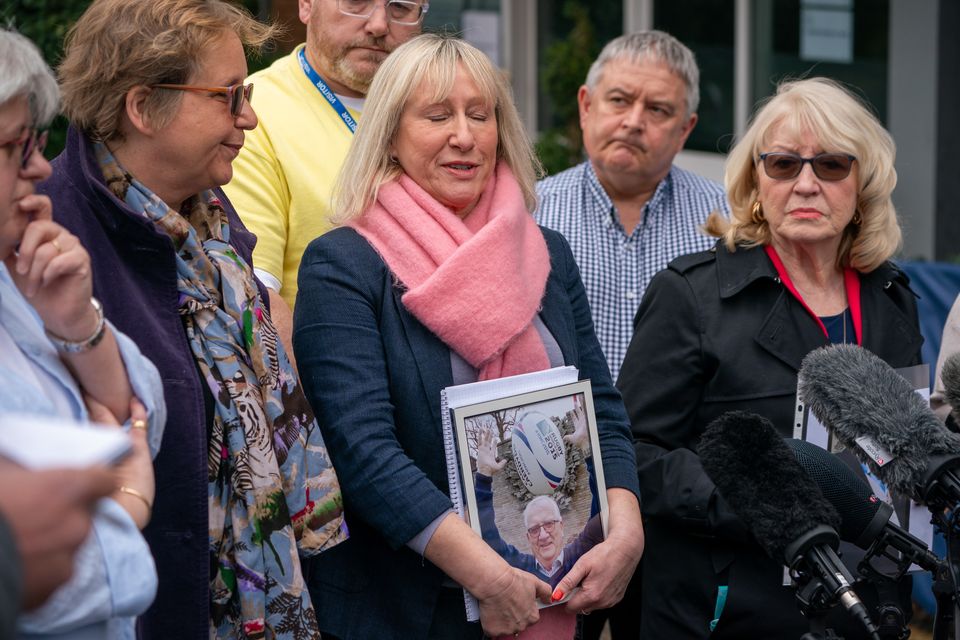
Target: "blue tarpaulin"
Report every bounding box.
[895,261,960,614]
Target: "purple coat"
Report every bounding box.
[39,127,267,640]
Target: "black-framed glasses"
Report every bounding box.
[151,83,254,117]
[337,0,429,25]
[526,520,560,537]
[758,152,857,182]
[1,128,48,171]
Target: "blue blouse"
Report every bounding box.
[0,265,166,639]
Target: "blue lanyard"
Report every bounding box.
[297,47,357,134]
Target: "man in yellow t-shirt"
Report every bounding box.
[225,0,425,353]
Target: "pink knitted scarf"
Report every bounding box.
[350,163,551,380]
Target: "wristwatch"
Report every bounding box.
[45,297,106,353]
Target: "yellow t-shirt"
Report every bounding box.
[225,45,358,308]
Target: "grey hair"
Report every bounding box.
[523,495,562,529]
[0,28,59,126]
[585,30,699,116]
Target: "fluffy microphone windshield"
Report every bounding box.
[798,344,960,498]
[940,352,960,420]
[700,411,840,561]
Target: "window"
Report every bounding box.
[654,0,735,153]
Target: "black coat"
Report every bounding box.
[617,242,923,640]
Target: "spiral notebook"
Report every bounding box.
[440,366,579,621]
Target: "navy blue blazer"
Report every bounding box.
[293,225,639,640]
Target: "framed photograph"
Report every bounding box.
[450,380,608,604]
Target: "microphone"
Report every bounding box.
[798,344,960,511]
[700,411,880,638]
[785,438,942,576]
[940,351,960,424]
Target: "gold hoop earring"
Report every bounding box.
[751,201,764,224]
[852,210,863,225]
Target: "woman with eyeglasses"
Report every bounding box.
[0,27,166,639]
[39,1,347,639]
[617,77,920,639]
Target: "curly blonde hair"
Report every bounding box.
[704,78,900,272]
[59,0,276,142]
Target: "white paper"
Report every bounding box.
[0,413,132,469]
[444,366,579,411]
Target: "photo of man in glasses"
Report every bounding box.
[474,426,603,592]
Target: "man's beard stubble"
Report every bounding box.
[328,36,391,95]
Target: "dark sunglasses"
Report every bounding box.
[151,83,254,117]
[2,128,48,170]
[758,152,856,181]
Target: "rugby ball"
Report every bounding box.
[511,411,567,495]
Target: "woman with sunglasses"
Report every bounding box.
[39,1,347,639]
[617,77,920,639]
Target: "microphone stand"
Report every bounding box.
[930,507,960,640]
[800,622,845,640]
[857,529,936,640]
[916,456,960,640]
[795,576,845,640]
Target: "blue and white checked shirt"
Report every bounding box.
[535,161,729,380]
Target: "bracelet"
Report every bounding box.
[117,485,153,511]
[45,297,106,354]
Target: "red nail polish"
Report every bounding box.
[551,589,564,602]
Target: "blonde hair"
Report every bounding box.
[59,0,276,142]
[705,77,901,272]
[333,33,542,222]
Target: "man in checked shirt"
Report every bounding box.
[536,30,729,384]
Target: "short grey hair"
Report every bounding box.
[523,495,562,529]
[585,30,699,116]
[0,28,59,126]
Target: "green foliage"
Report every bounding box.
[536,0,600,176]
[3,0,281,158]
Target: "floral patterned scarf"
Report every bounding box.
[96,144,347,639]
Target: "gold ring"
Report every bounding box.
[51,238,63,253]
[131,419,147,431]
[118,485,152,510]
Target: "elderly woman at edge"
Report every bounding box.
[617,77,920,639]
[293,34,644,640]
[0,28,165,639]
[39,1,347,638]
